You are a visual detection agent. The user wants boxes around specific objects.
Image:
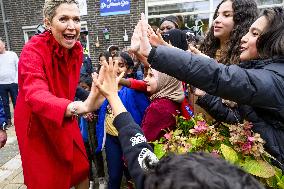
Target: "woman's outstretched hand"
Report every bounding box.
[93,57,124,99]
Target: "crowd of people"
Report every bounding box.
[0,0,283,189]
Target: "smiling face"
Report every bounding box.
[45,3,81,49]
[240,16,268,61]
[213,0,234,42]
[144,68,158,94]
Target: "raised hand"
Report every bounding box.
[148,25,167,47]
[188,45,210,58]
[94,58,124,99]
[130,20,142,52]
[140,13,152,57]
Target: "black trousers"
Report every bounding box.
[0,83,18,120]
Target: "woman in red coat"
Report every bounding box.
[14,1,103,188]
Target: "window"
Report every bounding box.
[147,0,215,36]
[257,0,283,5]
[146,0,284,35]
[22,25,38,43]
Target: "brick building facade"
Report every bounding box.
[0,0,145,67]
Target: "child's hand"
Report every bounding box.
[91,71,104,94]
[148,26,166,47]
[94,57,124,99]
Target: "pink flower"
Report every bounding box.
[242,142,252,153]
[164,133,172,140]
[247,136,255,142]
[197,121,207,127]
[190,123,208,135]
[211,150,220,158]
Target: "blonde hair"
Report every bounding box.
[43,0,79,21]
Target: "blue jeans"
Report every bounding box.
[105,134,131,189]
[0,83,18,120]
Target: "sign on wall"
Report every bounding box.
[100,0,130,16]
[78,0,88,16]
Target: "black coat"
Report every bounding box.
[148,46,284,168]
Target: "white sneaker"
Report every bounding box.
[89,181,94,189]
[98,177,107,189]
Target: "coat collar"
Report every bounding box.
[239,56,284,69]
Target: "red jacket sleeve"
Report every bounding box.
[129,78,148,92]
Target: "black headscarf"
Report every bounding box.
[160,15,179,28]
[163,29,188,51]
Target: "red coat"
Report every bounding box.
[14,32,89,189]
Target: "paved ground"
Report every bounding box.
[0,126,26,189]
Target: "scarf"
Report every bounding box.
[150,69,184,103]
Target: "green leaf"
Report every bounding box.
[190,137,205,149]
[241,160,275,178]
[274,166,283,182]
[174,129,182,136]
[220,144,239,164]
[278,182,284,189]
[266,176,278,188]
[154,144,165,159]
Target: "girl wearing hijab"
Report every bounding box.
[142,68,184,141]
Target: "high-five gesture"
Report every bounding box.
[130,20,142,52]
[140,13,152,57]
[129,14,151,67]
[94,58,127,116]
[93,58,124,99]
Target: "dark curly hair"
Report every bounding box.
[144,152,264,189]
[257,7,284,59]
[199,0,258,65]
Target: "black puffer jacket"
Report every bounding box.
[148,46,284,168]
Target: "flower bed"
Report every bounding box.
[153,114,284,188]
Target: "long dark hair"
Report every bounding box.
[199,0,258,64]
[257,7,284,59]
